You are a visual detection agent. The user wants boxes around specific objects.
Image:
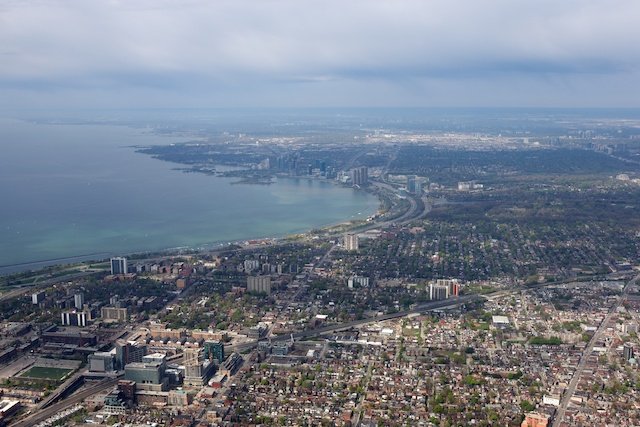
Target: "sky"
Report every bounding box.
[1,0,639,110]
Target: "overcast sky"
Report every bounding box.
[1,0,639,110]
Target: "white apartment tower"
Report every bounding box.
[344,233,359,251]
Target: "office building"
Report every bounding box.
[110,257,128,275]
[89,351,116,372]
[203,341,225,363]
[344,233,359,251]
[124,361,168,392]
[247,276,271,295]
[142,353,167,367]
[115,340,146,369]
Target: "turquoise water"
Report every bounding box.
[0,119,378,274]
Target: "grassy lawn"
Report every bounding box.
[402,327,421,337]
[19,366,72,380]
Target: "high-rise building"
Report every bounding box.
[407,175,416,193]
[61,310,88,327]
[436,279,460,297]
[182,347,215,387]
[247,276,271,295]
[348,276,370,288]
[243,259,260,272]
[115,340,147,369]
[429,283,450,300]
[203,341,225,363]
[351,166,368,186]
[110,257,128,275]
[415,178,423,195]
[344,233,359,251]
[624,343,634,361]
[31,291,45,305]
[183,347,201,367]
[74,293,85,310]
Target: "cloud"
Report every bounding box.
[0,0,639,108]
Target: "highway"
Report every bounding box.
[35,371,85,410]
[10,378,119,427]
[229,295,481,353]
[230,271,636,355]
[0,270,103,302]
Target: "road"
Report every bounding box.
[10,378,119,427]
[551,273,637,427]
[0,270,103,302]
[229,295,481,353]
[35,371,85,410]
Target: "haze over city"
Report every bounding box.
[2,1,640,427]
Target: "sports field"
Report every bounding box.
[18,366,72,380]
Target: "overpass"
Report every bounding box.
[10,378,119,427]
[35,372,85,410]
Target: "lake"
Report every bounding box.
[0,118,378,274]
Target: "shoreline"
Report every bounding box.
[0,184,384,278]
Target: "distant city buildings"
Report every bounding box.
[110,257,128,275]
[351,166,368,186]
[344,233,359,251]
[243,259,260,272]
[407,175,416,193]
[457,181,484,191]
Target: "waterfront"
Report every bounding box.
[0,119,379,274]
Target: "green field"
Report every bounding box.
[18,366,72,380]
